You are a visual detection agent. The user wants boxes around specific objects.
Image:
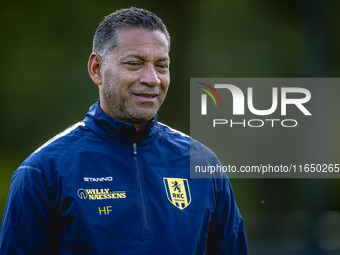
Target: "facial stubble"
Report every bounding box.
[101,71,162,124]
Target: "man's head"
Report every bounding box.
[93,7,170,58]
[88,8,170,130]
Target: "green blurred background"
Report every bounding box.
[1,0,340,254]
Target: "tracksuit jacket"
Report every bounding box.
[0,102,248,255]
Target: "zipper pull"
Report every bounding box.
[133,143,137,156]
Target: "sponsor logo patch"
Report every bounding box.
[77,188,126,200]
[163,178,191,210]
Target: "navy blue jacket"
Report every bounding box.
[0,102,247,254]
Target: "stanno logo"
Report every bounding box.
[163,178,191,210]
[77,188,126,200]
[84,177,113,182]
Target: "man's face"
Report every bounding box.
[98,28,170,124]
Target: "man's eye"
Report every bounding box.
[157,64,168,69]
[122,61,142,66]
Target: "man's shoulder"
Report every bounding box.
[156,122,217,158]
[156,121,190,140]
[23,121,88,167]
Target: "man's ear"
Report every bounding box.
[88,53,103,85]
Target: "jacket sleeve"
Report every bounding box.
[0,166,60,255]
[205,176,248,255]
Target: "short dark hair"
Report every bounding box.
[93,7,170,56]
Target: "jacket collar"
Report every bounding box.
[84,101,158,146]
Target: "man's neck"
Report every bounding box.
[99,102,153,132]
[134,122,148,132]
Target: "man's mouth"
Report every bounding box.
[138,94,156,98]
[134,93,158,98]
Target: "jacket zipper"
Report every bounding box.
[132,142,151,238]
[133,143,137,155]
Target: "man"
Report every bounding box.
[0,7,247,254]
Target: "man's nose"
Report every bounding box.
[140,64,161,86]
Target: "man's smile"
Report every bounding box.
[133,93,158,101]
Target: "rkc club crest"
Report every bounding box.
[163,178,191,210]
